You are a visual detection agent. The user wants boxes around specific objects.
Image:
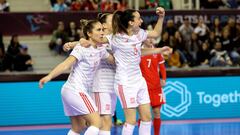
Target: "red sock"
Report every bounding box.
[153,118,161,135]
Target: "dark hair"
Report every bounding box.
[82,19,100,40]
[112,9,136,35]
[10,34,19,46]
[97,13,111,24]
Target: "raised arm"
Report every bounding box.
[63,41,79,51]
[63,37,109,51]
[147,7,165,38]
[39,56,77,88]
[141,46,172,56]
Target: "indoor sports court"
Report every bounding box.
[0,120,240,135]
[1,0,240,135]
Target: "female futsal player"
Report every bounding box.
[39,20,114,135]
[64,13,119,135]
[110,7,170,135]
[140,37,166,135]
[63,7,171,135]
[90,13,117,135]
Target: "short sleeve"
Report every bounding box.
[70,44,83,61]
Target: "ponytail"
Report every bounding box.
[112,11,124,35]
[112,9,136,35]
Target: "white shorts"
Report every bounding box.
[114,78,150,109]
[91,92,117,115]
[61,88,97,116]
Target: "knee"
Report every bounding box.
[92,119,101,128]
[140,109,152,122]
[101,116,112,130]
[89,115,102,128]
[153,110,161,118]
[141,113,152,122]
[125,117,136,125]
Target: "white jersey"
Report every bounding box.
[62,44,109,93]
[111,29,148,85]
[92,35,116,93]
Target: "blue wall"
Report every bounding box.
[0,76,240,126]
[0,81,68,126]
[161,76,240,120]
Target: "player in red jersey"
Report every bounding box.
[140,37,166,135]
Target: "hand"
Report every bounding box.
[39,75,51,88]
[161,80,166,86]
[63,42,75,52]
[161,46,172,56]
[156,7,165,17]
[79,38,91,48]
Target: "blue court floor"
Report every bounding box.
[0,119,240,135]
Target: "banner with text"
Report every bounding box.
[0,76,240,126]
[0,10,239,35]
[160,76,240,120]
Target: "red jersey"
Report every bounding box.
[140,54,166,90]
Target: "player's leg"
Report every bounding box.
[67,116,81,135]
[150,88,165,135]
[77,91,101,135]
[62,89,91,135]
[92,92,117,135]
[99,115,112,135]
[83,112,101,135]
[152,105,162,135]
[138,103,152,135]
[115,84,138,135]
[122,108,137,135]
[137,79,152,135]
